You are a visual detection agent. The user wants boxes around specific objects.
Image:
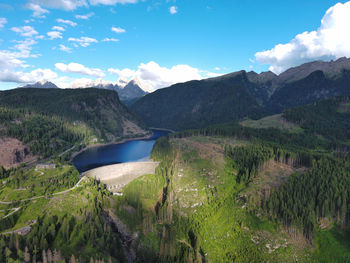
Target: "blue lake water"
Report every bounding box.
[73,130,170,173]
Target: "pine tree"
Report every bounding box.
[5,247,12,262]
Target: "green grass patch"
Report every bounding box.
[0,165,79,202]
[313,226,350,262]
[241,114,303,133]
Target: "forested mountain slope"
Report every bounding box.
[1,92,350,262]
[0,88,149,161]
[268,70,350,112]
[98,123,350,262]
[131,71,266,130]
[132,58,350,130]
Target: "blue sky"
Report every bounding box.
[0,0,349,90]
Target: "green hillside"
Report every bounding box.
[131,72,267,130]
[0,88,148,158]
[268,70,350,113]
[282,96,350,143]
[1,94,350,262]
[131,66,350,131]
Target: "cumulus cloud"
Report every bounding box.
[75,12,94,19]
[68,37,98,47]
[109,61,204,90]
[0,36,46,84]
[56,18,77,27]
[0,68,57,83]
[0,17,7,29]
[111,26,126,34]
[255,1,350,74]
[59,44,72,53]
[29,0,88,11]
[169,6,177,14]
[205,72,223,78]
[0,25,54,85]
[47,31,63,39]
[55,62,105,78]
[52,26,65,31]
[0,51,26,70]
[108,68,136,79]
[26,3,49,18]
[102,38,119,42]
[89,0,138,5]
[11,26,38,37]
[12,39,38,55]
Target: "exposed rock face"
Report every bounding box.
[0,138,36,169]
[20,81,59,89]
[278,57,350,83]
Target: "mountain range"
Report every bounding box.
[21,80,60,89]
[131,57,350,130]
[20,78,149,106]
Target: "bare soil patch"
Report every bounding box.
[122,118,148,136]
[242,160,306,205]
[0,138,37,169]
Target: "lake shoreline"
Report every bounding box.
[148,127,176,133]
[70,131,154,161]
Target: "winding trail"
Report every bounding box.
[2,207,21,219]
[1,220,36,235]
[0,176,86,205]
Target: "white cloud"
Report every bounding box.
[109,61,204,90]
[108,68,136,79]
[255,1,350,74]
[75,12,94,19]
[56,18,77,27]
[0,68,57,83]
[68,37,98,47]
[52,26,65,31]
[169,6,177,14]
[47,31,63,40]
[89,0,138,5]
[102,38,119,42]
[0,51,26,70]
[11,26,38,37]
[0,18,7,29]
[59,44,72,53]
[29,0,88,11]
[12,39,38,54]
[55,62,105,78]
[111,26,126,34]
[0,29,51,84]
[206,72,223,78]
[0,40,40,84]
[26,3,49,18]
